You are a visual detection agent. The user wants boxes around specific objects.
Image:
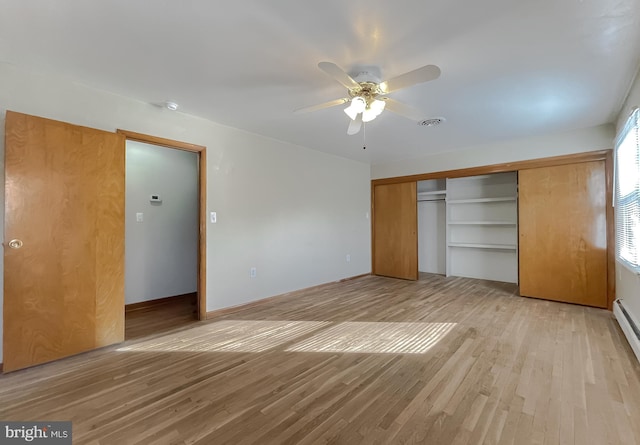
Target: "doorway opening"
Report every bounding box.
[118,130,206,340]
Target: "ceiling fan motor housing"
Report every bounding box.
[348,81,384,102]
[345,67,388,113]
[349,66,382,84]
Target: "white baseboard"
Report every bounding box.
[614,300,640,364]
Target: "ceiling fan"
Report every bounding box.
[295,61,441,135]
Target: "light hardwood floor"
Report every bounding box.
[125,293,198,341]
[1,274,639,444]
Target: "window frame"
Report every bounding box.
[614,106,640,273]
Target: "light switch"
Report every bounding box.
[210,212,217,223]
[136,212,143,222]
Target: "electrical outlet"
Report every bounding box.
[346,254,351,262]
[250,267,257,278]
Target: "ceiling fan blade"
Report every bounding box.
[382,98,425,121]
[347,113,363,135]
[380,65,441,94]
[294,98,349,114]
[318,62,361,90]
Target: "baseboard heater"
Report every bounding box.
[614,299,640,364]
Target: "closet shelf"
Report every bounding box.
[447,197,516,204]
[417,190,447,196]
[448,242,517,251]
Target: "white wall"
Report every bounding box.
[125,141,199,304]
[0,62,372,363]
[371,124,614,179]
[615,67,640,329]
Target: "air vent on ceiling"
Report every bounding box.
[418,117,445,127]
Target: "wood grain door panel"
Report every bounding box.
[373,182,418,280]
[518,161,607,308]
[3,111,125,372]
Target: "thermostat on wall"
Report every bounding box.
[150,194,162,203]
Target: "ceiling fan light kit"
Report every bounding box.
[361,99,386,123]
[344,96,366,120]
[295,61,442,136]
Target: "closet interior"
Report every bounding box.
[417,172,518,283]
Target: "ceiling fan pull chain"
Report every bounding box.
[363,122,366,150]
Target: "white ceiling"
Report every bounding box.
[1,0,639,164]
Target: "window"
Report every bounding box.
[615,107,640,270]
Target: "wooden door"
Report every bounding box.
[518,161,607,307]
[3,111,125,372]
[373,182,418,280]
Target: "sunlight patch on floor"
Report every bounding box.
[117,320,330,353]
[286,322,457,354]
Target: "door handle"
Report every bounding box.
[8,239,23,249]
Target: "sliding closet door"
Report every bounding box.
[372,182,418,280]
[518,161,607,307]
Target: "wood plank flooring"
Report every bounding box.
[125,293,198,341]
[1,273,640,444]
